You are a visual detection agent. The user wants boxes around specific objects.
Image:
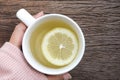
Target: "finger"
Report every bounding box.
[9,11,44,48]
[33,11,44,18]
[9,23,26,48]
[47,73,72,80]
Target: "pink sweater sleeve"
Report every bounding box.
[0,42,48,80]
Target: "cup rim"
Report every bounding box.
[22,14,85,75]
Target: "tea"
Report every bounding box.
[30,19,79,68]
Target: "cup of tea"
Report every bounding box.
[16,8,85,75]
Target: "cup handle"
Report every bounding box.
[16,8,36,27]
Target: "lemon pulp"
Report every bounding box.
[41,28,78,66]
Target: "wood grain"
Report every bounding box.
[0,0,120,80]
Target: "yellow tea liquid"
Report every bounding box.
[30,19,79,68]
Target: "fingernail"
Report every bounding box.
[63,73,72,80]
[34,11,44,18]
[38,11,44,16]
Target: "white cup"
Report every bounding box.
[16,8,85,75]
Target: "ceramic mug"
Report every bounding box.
[16,8,85,75]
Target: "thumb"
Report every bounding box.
[47,73,72,80]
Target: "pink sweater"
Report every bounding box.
[0,42,48,80]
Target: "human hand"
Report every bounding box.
[9,11,72,80]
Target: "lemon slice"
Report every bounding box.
[41,28,78,66]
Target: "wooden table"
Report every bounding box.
[0,0,120,80]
